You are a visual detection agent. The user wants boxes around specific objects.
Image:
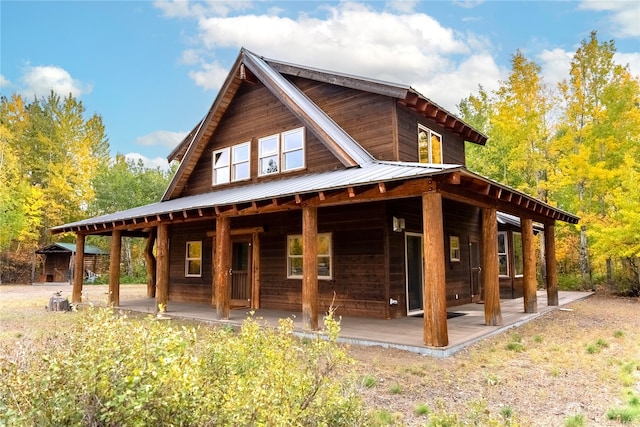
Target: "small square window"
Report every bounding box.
[287,233,332,279]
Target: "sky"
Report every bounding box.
[2,1,639,170]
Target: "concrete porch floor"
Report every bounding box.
[118,291,593,358]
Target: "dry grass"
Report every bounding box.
[1,285,638,426]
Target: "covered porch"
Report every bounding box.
[116,290,592,358]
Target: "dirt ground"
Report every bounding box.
[1,284,639,426]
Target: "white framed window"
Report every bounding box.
[418,125,443,164]
[185,241,202,277]
[232,142,250,181]
[282,127,305,172]
[449,236,461,262]
[498,231,509,277]
[512,231,523,277]
[258,134,280,176]
[287,233,332,280]
[212,148,230,185]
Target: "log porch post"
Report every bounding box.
[482,208,503,326]
[522,218,537,313]
[108,230,122,307]
[155,223,169,312]
[302,205,319,331]
[144,229,157,298]
[545,222,559,306]
[422,190,448,347]
[215,216,232,319]
[251,232,261,309]
[72,233,85,303]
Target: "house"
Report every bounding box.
[51,48,578,347]
[34,242,108,283]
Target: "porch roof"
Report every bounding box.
[51,161,579,235]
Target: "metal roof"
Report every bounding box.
[36,242,109,255]
[243,49,375,168]
[51,162,460,231]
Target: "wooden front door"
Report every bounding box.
[231,239,251,308]
[469,238,482,302]
[405,233,424,315]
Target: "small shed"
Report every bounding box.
[35,243,109,283]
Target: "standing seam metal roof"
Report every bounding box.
[51,162,460,231]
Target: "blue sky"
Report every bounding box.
[2,1,639,169]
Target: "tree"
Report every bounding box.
[1,92,109,282]
[551,31,639,287]
[88,155,175,277]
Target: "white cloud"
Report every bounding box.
[183,2,490,112]
[0,75,10,88]
[615,52,640,77]
[124,152,171,170]
[135,130,186,149]
[579,0,640,38]
[154,0,252,18]
[188,61,229,91]
[538,48,574,89]
[19,65,92,99]
[385,0,418,13]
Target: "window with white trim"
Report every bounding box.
[232,142,250,181]
[185,241,202,277]
[212,148,230,185]
[512,231,523,277]
[282,127,305,172]
[287,233,332,279]
[418,125,443,164]
[449,236,461,262]
[213,142,251,185]
[498,231,509,276]
[259,134,280,176]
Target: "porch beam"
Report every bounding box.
[522,218,537,313]
[108,229,121,307]
[302,205,319,331]
[422,191,448,347]
[215,216,232,319]
[144,229,157,298]
[545,222,559,306]
[156,223,170,312]
[482,208,503,326]
[72,233,85,303]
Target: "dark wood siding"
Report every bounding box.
[168,222,213,303]
[255,205,388,318]
[180,82,344,197]
[396,103,467,166]
[290,77,397,161]
[442,199,482,306]
[164,197,503,316]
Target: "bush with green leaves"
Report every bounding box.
[0,306,366,426]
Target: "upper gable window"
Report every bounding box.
[259,127,306,176]
[418,125,443,164]
[232,142,250,181]
[282,128,305,172]
[213,148,231,185]
[259,134,280,176]
[213,142,250,185]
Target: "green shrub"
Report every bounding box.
[564,413,585,427]
[414,403,430,416]
[389,383,403,394]
[361,374,377,388]
[0,306,367,426]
